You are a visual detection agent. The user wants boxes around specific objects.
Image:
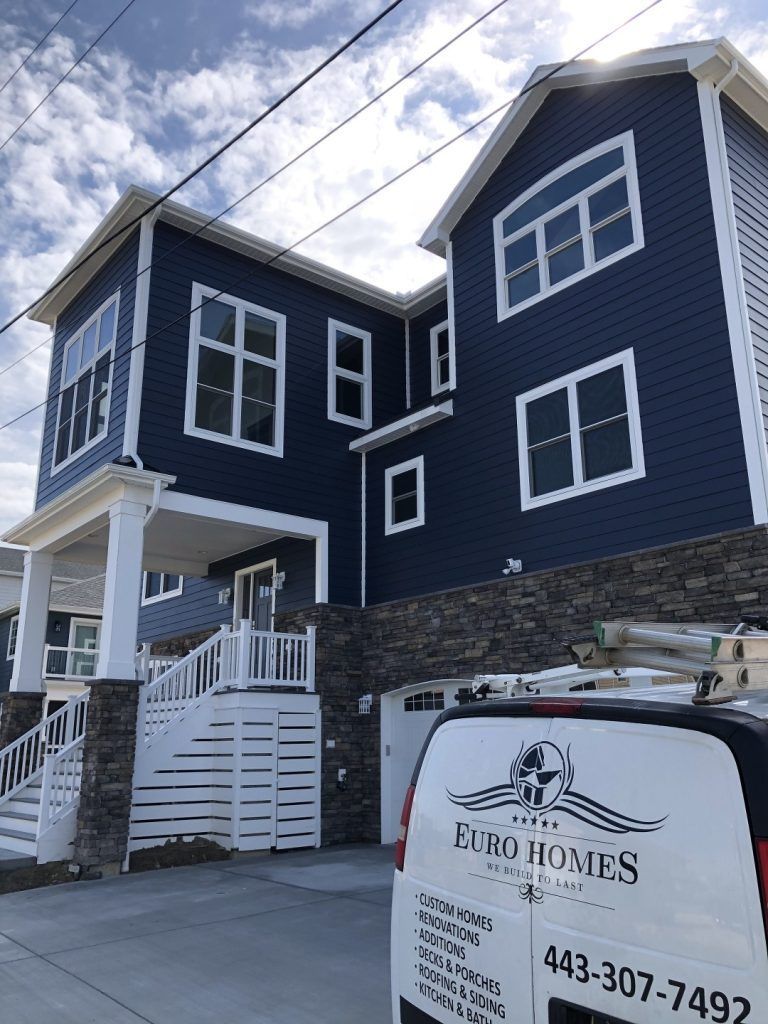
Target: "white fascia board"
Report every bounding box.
[2,465,176,549]
[158,490,328,542]
[48,604,102,616]
[417,37,768,256]
[349,400,453,453]
[30,185,448,325]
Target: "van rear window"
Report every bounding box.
[549,999,633,1024]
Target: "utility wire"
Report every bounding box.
[0,0,664,434]
[0,0,512,378]
[0,0,408,338]
[0,0,80,97]
[0,0,138,154]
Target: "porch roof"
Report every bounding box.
[3,464,328,598]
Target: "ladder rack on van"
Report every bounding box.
[567,617,768,705]
[470,664,668,700]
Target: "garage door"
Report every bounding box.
[380,680,471,843]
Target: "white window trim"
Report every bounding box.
[141,572,184,606]
[429,319,455,396]
[327,319,372,429]
[516,348,645,511]
[51,291,120,477]
[184,283,286,458]
[493,132,644,323]
[233,558,277,627]
[384,455,425,535]
[67,617,102,650]
[6,615,18,660]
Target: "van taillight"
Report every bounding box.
[531,699,584,716]
[395,784,416,872]
[755,838,768,937]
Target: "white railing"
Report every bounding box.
[38,736,84,832]
[0,692,89,804]
[140,626,236,742]
[44,645,99,680]
[139,621,316,744]
[135,646,181,684]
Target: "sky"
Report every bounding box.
[0,0,766,536]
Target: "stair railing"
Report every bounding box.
[0,691,89,805]
[38,735,84,834]
[139,625,234,744]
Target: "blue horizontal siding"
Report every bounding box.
[721,96,768,442]
[138,537,316,643]
[36,231,139,509]
[409,299,449,409]
[365,73,752,604]
[0,616,12,693]
[138,223,404,606]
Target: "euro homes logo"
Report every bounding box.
[446,741,668,907]
[447,741,666,835]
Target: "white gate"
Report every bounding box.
[129,690,321,854]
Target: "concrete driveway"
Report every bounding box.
[0,844,394,1024]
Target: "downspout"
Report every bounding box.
[144,477,162,529]
[697,57,768,525]
[123,208,160,470]
[404,318,411,410]
[714,59,738,96]
[361,452,366,608]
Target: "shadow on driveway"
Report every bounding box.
[0,843,395,1024]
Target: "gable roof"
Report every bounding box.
[418,37,768,256]
[0,546,104,583]
[0,573,104,620]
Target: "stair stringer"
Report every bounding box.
[36,802,78,864]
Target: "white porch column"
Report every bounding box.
[96,499,146,680]
[9,549,54,692]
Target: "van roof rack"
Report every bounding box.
[466,664,675,703]
[566,619,768,705]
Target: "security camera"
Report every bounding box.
[503,557,523,576]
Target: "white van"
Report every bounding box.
[391,684,768,1023]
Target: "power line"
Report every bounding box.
[0,0,512,378]
[0,0,664,435]
[0,0,408,339]
[0,0,80,97]
[0,0,138,154]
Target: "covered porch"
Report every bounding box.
[2,463,328,700]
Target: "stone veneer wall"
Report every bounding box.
[153,525,768,845]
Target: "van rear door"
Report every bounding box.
[392,715,547,1024]
[531,711,768,1023]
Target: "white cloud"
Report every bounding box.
[0,0,765,535]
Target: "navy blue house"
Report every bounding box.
[7,37,768,846]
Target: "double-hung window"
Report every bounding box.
[430,319,454,395]
[328,319,371,428]
[7,615,18,660]
[185,284,286,456]
[493,132,643,320]
[54,293,119,470]
[141,573,183,605]
[385,456,425,535]
[516,349,644,509]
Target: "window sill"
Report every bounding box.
[384,516,425,536]
[50,429,109,478]
[184,425,284,458]
[521,464,646,511]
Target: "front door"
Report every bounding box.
[235,565,274,631]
